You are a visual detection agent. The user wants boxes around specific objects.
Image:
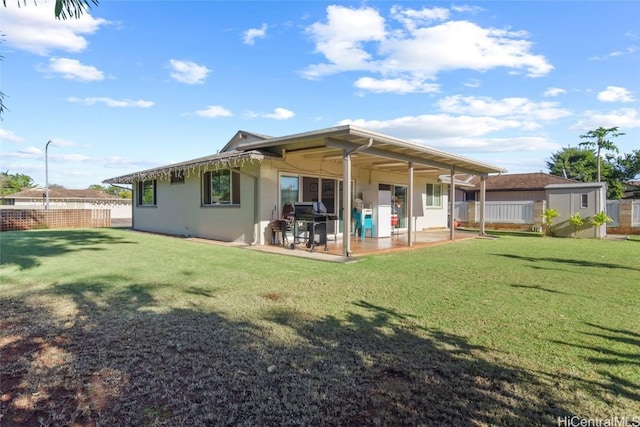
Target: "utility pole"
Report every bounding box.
[45,140,52,210]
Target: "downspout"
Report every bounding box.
[237,169,260,246]
[342,138,373,257]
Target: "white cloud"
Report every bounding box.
[0,129,24,143]
[390,5,450,31]
[590,46,638,60]
[263,108,295,120]
[41,57,104,81]
[437,95,571,121]
[55,153,91,162]
[354,77,440,94]
[570,108,640,131]
[48,138,77,147]
[337,115,561,153]
[597,86,636,103]
[246,108,295,120]
[303,5,386,79]
[302,5,553,88]
[195,105,232,118]
[544,87,567,97]
[67,97,154,108]
[243,23,268,45]
[169,59,211,85]
[338,114,525,139]
[3,146,42,158]
[2,1,109,55]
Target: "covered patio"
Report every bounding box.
[235,125,506,257]
[244,228,481,262]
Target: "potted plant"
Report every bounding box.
[590,211,613,239]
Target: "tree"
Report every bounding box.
[3,0,98,19]
[578,127,625,182]
[610,149,640,182]
[0,171,36,195]
[546,145,633,199]
[547,147,598,182]
[87,184,132,199]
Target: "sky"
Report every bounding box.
[1,0,639,189]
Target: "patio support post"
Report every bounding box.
[449,166,456,241]
[408,161,414,247]
[480,176,487,236]
[342,148,352,257]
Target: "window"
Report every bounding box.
[581,193,588,209]
[203,169,240,205]
[426,183,442,207]
[137,180,156,206]
[170,171,184,184]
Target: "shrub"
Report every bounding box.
[568,212,585,238]
[543,208,559,236]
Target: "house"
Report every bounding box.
[0,187,131,220]
[103,125,506,257]
[461,172,579,201]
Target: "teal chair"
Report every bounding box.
[361,209,374,239]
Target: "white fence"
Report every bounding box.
[606,200,620,226]
[455,201,534,224]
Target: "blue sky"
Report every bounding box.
[2,0,639,189]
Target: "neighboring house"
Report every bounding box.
[462,172,579,202]
[0,187,132,219]
[622,180,640,199]
[103,125,506,257]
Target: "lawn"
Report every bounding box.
[1,228,638,426]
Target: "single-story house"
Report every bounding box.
[0,187,132,219]
[460,172,579,202]
[103,125,506,257]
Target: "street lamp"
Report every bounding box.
[45,139,52,210]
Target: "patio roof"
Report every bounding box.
[235,125,506,176]
[103,150,267,185]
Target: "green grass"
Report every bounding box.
[1,228,639,426]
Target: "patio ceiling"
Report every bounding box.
[235,125,506,176]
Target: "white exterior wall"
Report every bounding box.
[132,157,450,245]
[133,163,259,244]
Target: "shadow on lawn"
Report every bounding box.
[1,281,577,426]
[547,322,640,403]
[493,253,640,272]
[0,229,137,270]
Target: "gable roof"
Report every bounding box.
[468,172,578,191]
[103,125,507,184]
[3,187,121,199]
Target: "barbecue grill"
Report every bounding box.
[293,202,338,251]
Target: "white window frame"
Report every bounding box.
[426,183,442,208]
